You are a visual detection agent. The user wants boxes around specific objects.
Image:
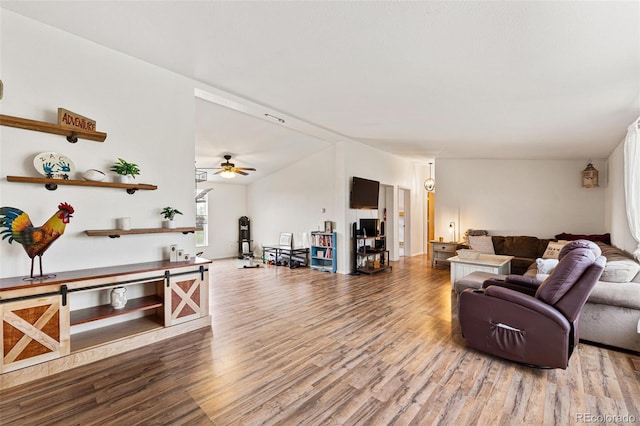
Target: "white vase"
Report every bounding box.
[111,287,127,309]
[164,220,176,229]
[116,217,131,230]
[116,175,131,184]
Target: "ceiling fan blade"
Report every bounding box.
[201,157,254,176]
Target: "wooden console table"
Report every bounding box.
[0,258,212,390]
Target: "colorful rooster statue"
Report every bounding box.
[0,202,74,279]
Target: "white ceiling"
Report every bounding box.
[2,1,639,183]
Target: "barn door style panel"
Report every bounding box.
[165,271,208,326]
[1,295,70,373]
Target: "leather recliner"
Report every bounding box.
[457,240,606,369]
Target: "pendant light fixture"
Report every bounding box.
[424,162,435,192]
[581,161,599,188]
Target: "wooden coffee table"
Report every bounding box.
[448,254,514,289]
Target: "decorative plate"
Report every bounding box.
[33,152,75,180]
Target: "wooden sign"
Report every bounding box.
[57,108,96,131]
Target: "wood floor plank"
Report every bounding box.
[1,255,639,425]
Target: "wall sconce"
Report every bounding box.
[449,221,456,242]
[581,161,599,188]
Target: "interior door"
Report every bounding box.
[428,191,435,260]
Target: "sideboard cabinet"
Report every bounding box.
[0,258,211,389]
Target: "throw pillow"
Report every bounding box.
[601,260,640,283]
[468,235,495,254]
[555,232,611,245]
[536,273,550,282]
[543,241,568,259]
[536,258,559,274]
[463,229,488,246]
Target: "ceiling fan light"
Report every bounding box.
[220,170,236,179]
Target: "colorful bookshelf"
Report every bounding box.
[310,231,337,273]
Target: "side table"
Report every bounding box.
[430,240,461,268]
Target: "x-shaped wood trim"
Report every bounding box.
[171,280,200,320]
[3,303,60,364]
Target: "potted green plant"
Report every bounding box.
[110,158,140,183]
[161,206,183,229]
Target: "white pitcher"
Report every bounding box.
[111,287,127,309]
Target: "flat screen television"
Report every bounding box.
[359,218,380,237]
[350,176,380,210]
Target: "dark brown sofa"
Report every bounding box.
[487,233,612,275]
[490,236,553,275]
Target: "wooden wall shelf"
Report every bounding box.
[6,175,157,194]
[0,113,107,143]
[85,227,199,238]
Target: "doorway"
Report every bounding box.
[399,188,411,257]
[427,191,435,260]
[381,184,396,260]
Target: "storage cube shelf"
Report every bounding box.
[310,231,337,273]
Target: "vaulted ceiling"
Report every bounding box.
[2,1,639,183]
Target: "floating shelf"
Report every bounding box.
[0,113,107,143]
[6,176,157,194]
[70,295,164,326]
[85,227,200,238]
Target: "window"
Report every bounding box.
[195,195,208,247]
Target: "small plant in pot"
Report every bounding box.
[110,158,140,183]
[161,207,183,229]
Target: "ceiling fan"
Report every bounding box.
[205,155,256,179]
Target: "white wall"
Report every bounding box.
[434,159,607,240]
[606,141,637,253]
[0,11,198,278]
[198,182,247,259]
[246,141,426,274]
[247,145,338,261]
[340,141,428,273]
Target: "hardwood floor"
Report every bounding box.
[1,256,639,425]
